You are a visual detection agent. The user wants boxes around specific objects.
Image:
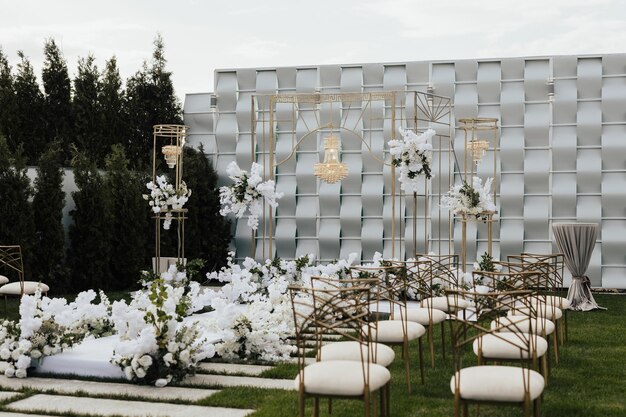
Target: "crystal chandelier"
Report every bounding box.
[162,145,182,169]
[314,135,348,184]
[469,140,489,164]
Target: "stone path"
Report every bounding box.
[0,361,294,416]
[7,394,253,417]
[186,374,294,390]
[0,376,218,401]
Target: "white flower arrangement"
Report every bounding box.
[389,128,435,193]
[1,288,113,378]
[110,277,214,386]
[219,161,283,230]
[440,176,496,219]
[143,175,192,230]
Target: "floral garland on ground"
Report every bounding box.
[441,176,496,220]
[389,128,435,193]
[0,288,113,378]
[143,175,192,230]
[219,161,283,230]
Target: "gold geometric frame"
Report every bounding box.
[250,91,453,261]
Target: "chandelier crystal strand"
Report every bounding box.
[162,145,182,169]
[314,135,348,183]
[469,140,489,164]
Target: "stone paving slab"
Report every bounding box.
[198,363,273,376]
[0,376,217,402]
[186,374,294,390]
[0,392,22,402]
[7,394,253,417]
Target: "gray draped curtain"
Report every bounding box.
[552,223,603,311]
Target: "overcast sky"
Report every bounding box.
[2,0,626,103]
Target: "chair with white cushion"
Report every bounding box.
[447,288,545,417]
[351,265,426,393]
[0,245,50,308]
[289,278,391,417]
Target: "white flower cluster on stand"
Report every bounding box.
[219,161,283,230]
[0,288,113,378]
[143,175,191,230]
[441,176,496,219]
[389,128,435,193]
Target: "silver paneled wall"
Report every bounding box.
[184,54,626,289]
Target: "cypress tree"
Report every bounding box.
[13,51,46,163]
[68,150,112,291]
[42,39,72,162]
[0,48,16,149]
[0,136,35,275]
[32,140,67,289]
[183,145,231,272]
[104,145,150,290]
[100,56,127,159]
[73,55,103,165]
[125,34,182,169]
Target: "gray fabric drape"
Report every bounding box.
[552,223,603,311]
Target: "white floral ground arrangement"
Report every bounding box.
[219,161,283,230]
[389,128,435,193]
[440,176,496,220]
[0,253,362,386]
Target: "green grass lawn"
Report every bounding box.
[1,293,624,416]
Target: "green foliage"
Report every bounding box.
[477,251,496,272]
[68,149,112,291]
[104,145,151,290]
[125,34,182,168]
[0,48,16,148]
[100,56,127,161]
[32,140,68,288]
[13,51,46,164]
[73,55,104,165]
[0,136,35,275]
[42,38,73,163]
[459,181,480,209]
[181,146,231,272]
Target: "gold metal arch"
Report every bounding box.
[249,90,454,262]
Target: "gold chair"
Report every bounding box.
[289,278,391,417]
[447,288,545,417]
[0,245,50,307]
[351,264,426,392]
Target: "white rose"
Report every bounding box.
[0,348,10,360]
[30,349,42,359]
[163,353,174,365]
[11,350,21,360]
[179,350,190,363]
[138,355,153,368]
[155,378,168,388]
[15,368,27,378]
[4,367,15,377]
[131,357,139,370]
[16,355,31,369]
[43,346,53,356]
[123,366,134,380]
[167,341,178,353]
[135,367,146,379]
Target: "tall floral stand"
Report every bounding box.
[151,124,188,274]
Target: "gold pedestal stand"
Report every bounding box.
[151,124,188,275]
[459,211,496,272]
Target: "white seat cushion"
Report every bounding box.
[509,306,563,321]
[319,341,395,367]
[0,281,49,295]
[364,320,425,343]
[421,296,470,312]
[295,360,391,396]
[531,296,571,310]
[473,332,548,359]
[391,308,447,325]
[451,365,544,402]
[0,275,8,285]
[491,316,555,336]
